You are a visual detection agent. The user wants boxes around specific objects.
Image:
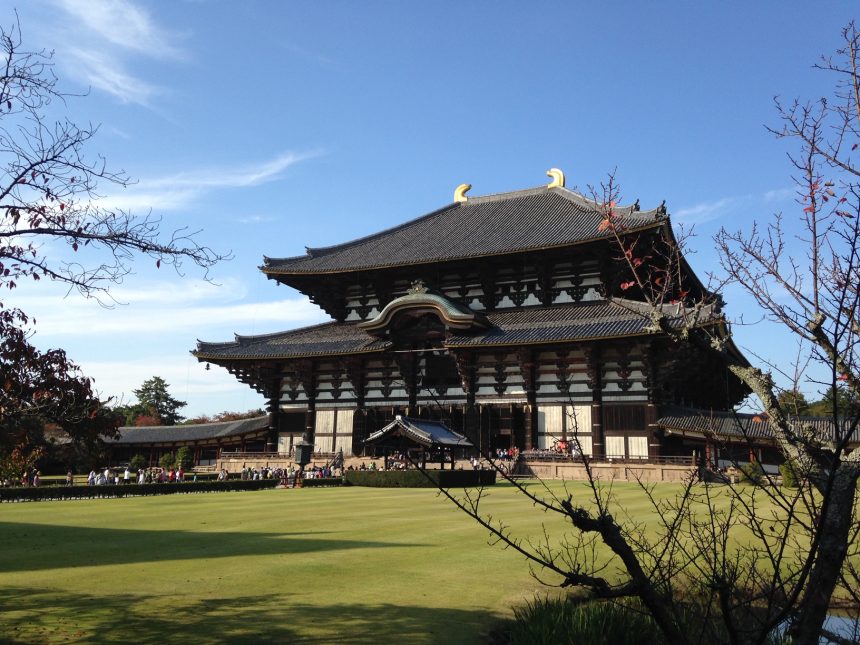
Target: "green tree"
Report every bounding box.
[175,446,193,470]
[129,454,146,471]
[158,452,175,470]
[807,385,859,417]
[133,377,187,426]
[776,389,810,416]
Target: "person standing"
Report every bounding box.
[123,468,130,485]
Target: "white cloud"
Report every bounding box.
[674,196,745,225]
[764,187,796,203]
[675,187,806,225]
[50,0,184,106]
[66,46,160,105]
[54,0,185,59]
[23,289,328,337]
[81,354,265,414]
[98,150,320,212]
[237,214,277,225]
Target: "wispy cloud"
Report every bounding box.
[97,150,320,212]
[764,187,795,203]
[50,0,184,105]
[20,279,328,337]
[65,46,160,106]
[675,187,805,225]
[237,214,278,225]
[81,354,262,409]
[674,196,747,225]
[55,0,185,59]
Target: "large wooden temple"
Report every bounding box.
[193,170,750,461]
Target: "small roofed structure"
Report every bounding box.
[365,416,473,470]
[107,416,270,467]
[655,406,860,472]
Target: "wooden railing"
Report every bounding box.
[520,452,694,466]
[218,450,338,460]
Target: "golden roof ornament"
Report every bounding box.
[408,280,429,295]
[546,168,565,188]
[454,183,471,203]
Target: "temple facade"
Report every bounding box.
[194,170,749,461]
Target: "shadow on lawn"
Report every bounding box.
[0,587,498,644]
[0,522,427,572]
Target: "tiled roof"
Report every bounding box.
[657,406,860,444]
[262,186,664,275]
[446,299,717,347]
[194,322,391,360]
[195,299,715,361]
[109,416,269,445]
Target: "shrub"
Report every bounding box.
[159,452,176,470]
[507,596,788,645]
[508,597,663,645]
[129,454,147,471]
[175,446,193,470]
[344,469,496,488]
[301,477,343,487]
[779,460,800,488]
[739,462,766,485]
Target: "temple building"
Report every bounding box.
[193,170,750,462]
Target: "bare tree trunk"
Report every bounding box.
[791,467,859,644]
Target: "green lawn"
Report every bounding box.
[0,482,756,643]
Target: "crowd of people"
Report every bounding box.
[4,468,42,487]
[84,466,194,485]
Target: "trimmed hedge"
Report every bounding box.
[0,479,278,502]
[300,477,344,487]
[344,469,496,488]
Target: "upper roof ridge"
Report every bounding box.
[261,181,668,275]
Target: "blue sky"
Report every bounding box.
[4,0,857,416]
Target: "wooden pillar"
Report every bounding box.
[454,351,479,450]
[517,348,537,451]
[586,346,605,460]
[646,404,661,460]
[643,344,661,460]
[345,358,368,455]
[298,360,317,446]
[266,375,281,453]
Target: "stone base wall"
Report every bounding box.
[217,456,694,484]
[519,460,695,483]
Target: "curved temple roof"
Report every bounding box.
[262,185,665,275]
[366,416,473,449]
[194,299,721,361]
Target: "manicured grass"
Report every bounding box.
[0,481,783,643]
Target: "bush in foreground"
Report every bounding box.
[507,598,663,645]
[506,597,790,645]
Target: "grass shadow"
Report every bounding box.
[0,522,427,572]
[0,587,498,644]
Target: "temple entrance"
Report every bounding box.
[480,404,526,454]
